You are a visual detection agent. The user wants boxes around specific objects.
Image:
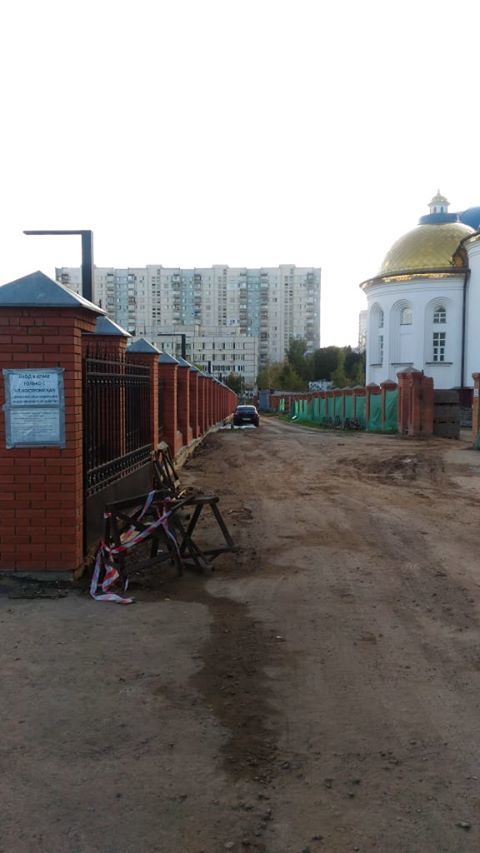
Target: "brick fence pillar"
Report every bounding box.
[397,368,433,437]
[207,377,214,427]
[82,315,130,358]
[198,375,207,435]
[127,338,161,450]
[189,368,201,439]
[176,361,193,447]
[214,381,220,423]
[158,352,183,457]
[0,271,101,573]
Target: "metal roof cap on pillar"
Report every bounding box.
[127,338,161,353]
[175,355,199,371]
[0,270,105,313]
[158,351,180,365]
[94,316,131,336]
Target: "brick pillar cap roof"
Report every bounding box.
[128,337,160,352]
[86,316,131,336]
[0,270,104,313]
[176,355,199,371]
[158,351,179,365]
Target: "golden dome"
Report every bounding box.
[379,221,474,277]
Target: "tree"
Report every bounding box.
[256,361,283,390]
[224,372,244,395]
[331,349,349,388]
[311,346,341,381]
[278,363,307,392]
[286,337,312,381]
[256,359,307,392]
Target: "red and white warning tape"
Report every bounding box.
[90,491,179,605]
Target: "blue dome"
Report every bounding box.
[459,207,480,231]
[418,212,458,225]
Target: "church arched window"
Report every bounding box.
[400,307,413,325]
[378,309,384,329]
[433,305,446,324]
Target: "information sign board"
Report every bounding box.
[3,368,65,448]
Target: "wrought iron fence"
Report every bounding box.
[84,354,152,497]
[158,377,165,443]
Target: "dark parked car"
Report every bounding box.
[233,404,260,427]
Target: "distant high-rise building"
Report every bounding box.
[358,309,368,352]
[56,265,321,367]
[153,324,259,385]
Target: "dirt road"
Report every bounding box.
[3,418,480,852]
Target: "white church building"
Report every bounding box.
[361,192,480,390]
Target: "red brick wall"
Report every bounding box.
[158,362,183,456]
[177,367,193,446]
[127,351,159,450]
[0,307,97,572]
[190,372,201,439]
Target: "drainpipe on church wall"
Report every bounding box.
[461,268,470,388]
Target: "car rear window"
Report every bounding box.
[237,406,256,412]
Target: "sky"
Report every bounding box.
[1,0,479,346]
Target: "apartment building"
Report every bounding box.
[358,310,368,352]
[56,265,321,367]
[154,324,258,385]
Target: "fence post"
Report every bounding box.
[198,374,207,434]
[0,271,100,573]
[397,368,433,436]
[127,339,161,450]
[189,367,201,439]
[158,352,183,457]
[175,356,193,447]
[83,316,130,357]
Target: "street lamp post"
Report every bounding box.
[23,229,94,302]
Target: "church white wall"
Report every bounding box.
[465,240,480,385]
[364,276,464,388]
